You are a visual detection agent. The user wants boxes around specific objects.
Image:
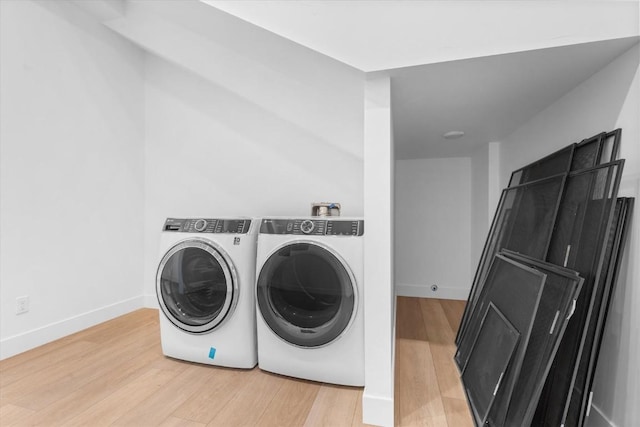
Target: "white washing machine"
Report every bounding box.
[255,217,364,386]
[156,217,257,368]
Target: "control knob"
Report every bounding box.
[300,220,315,234]
[194,219,208,232]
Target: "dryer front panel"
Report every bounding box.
[257,242,357,348]
[157,239,237,334]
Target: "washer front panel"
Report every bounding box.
[157,238,237,334]
[257,241,357,348]
[163,218,252,234]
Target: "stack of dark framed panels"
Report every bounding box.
[536,194,633,427]
[571,129,621,171]
[534,160,624,427]
[508,144,575,187]
[582,198,633,423]
[462,302,520,425]
[566,197,634,427]
[456,174,567,346]
[507,128,621,188]
[494,250,583,427]
[456,251,583,427]
[455,129,632,427]
[456,254,546,426]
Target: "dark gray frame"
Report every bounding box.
[462,302,520,426]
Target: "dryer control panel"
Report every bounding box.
[260,219,364,236]
[163,218,251,234]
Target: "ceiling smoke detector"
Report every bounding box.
[443,131,465,140]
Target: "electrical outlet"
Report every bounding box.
[16,296,29,315]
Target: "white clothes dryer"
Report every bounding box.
[156,218,257,368]
[255,217,364,386]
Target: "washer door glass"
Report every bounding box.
[157,240,235,333]
[257,242,356,348]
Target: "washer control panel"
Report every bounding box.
[260,219,364,236]
[163,218,251,234]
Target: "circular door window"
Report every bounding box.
[257,242,356,348]
[157,239,236,333]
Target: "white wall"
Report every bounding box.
[395,157,472,300]
[142,53,364,302]
[500,44,640,186]
[499,44,640,427]
[363,76,395,427]
[470,145,489,276]
[469,142,501,294]
[0,0,145,359]
[93,0,367,303]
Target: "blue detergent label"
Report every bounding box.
[208,347,216,359]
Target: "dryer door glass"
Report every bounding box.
[157,240,235,333]
[257,242,356,348]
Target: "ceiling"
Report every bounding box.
[390,37,640,159]
[96,1,639,160]
[204,1,639,73]
[204,1,639,159]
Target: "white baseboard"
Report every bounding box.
[362,390,394,427]
[395,282,469,300]
[0,295,144,360]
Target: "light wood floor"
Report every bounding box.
[0,297,472,426]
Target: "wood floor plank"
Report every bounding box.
[171,366,244,424]
[5,324,159,411]
[396,296,428,341]
[1,342,100,408]
[395,338,448,426]
[0,403,36,425]
[159,416,207,427]
[0,340,98,388]
[63,367,181,426]
[0,334,80,373]
[111,363,218,426]
[419,298,456,344]
[303,384,360,427]
[206,369,285,426]
[442,397,474,427]
[0,301,473,426]
[419,299,466,400]
[20,342,162,425]
[256,376,321,426]
[441,299,467,335]
[428,342,466,401]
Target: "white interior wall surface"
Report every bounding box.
[0,0,145,359]
[394,157,472,300]
[470,144,489,281]
[363,76,395,427]
[142,52,364,303]
[499,44,640,427]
